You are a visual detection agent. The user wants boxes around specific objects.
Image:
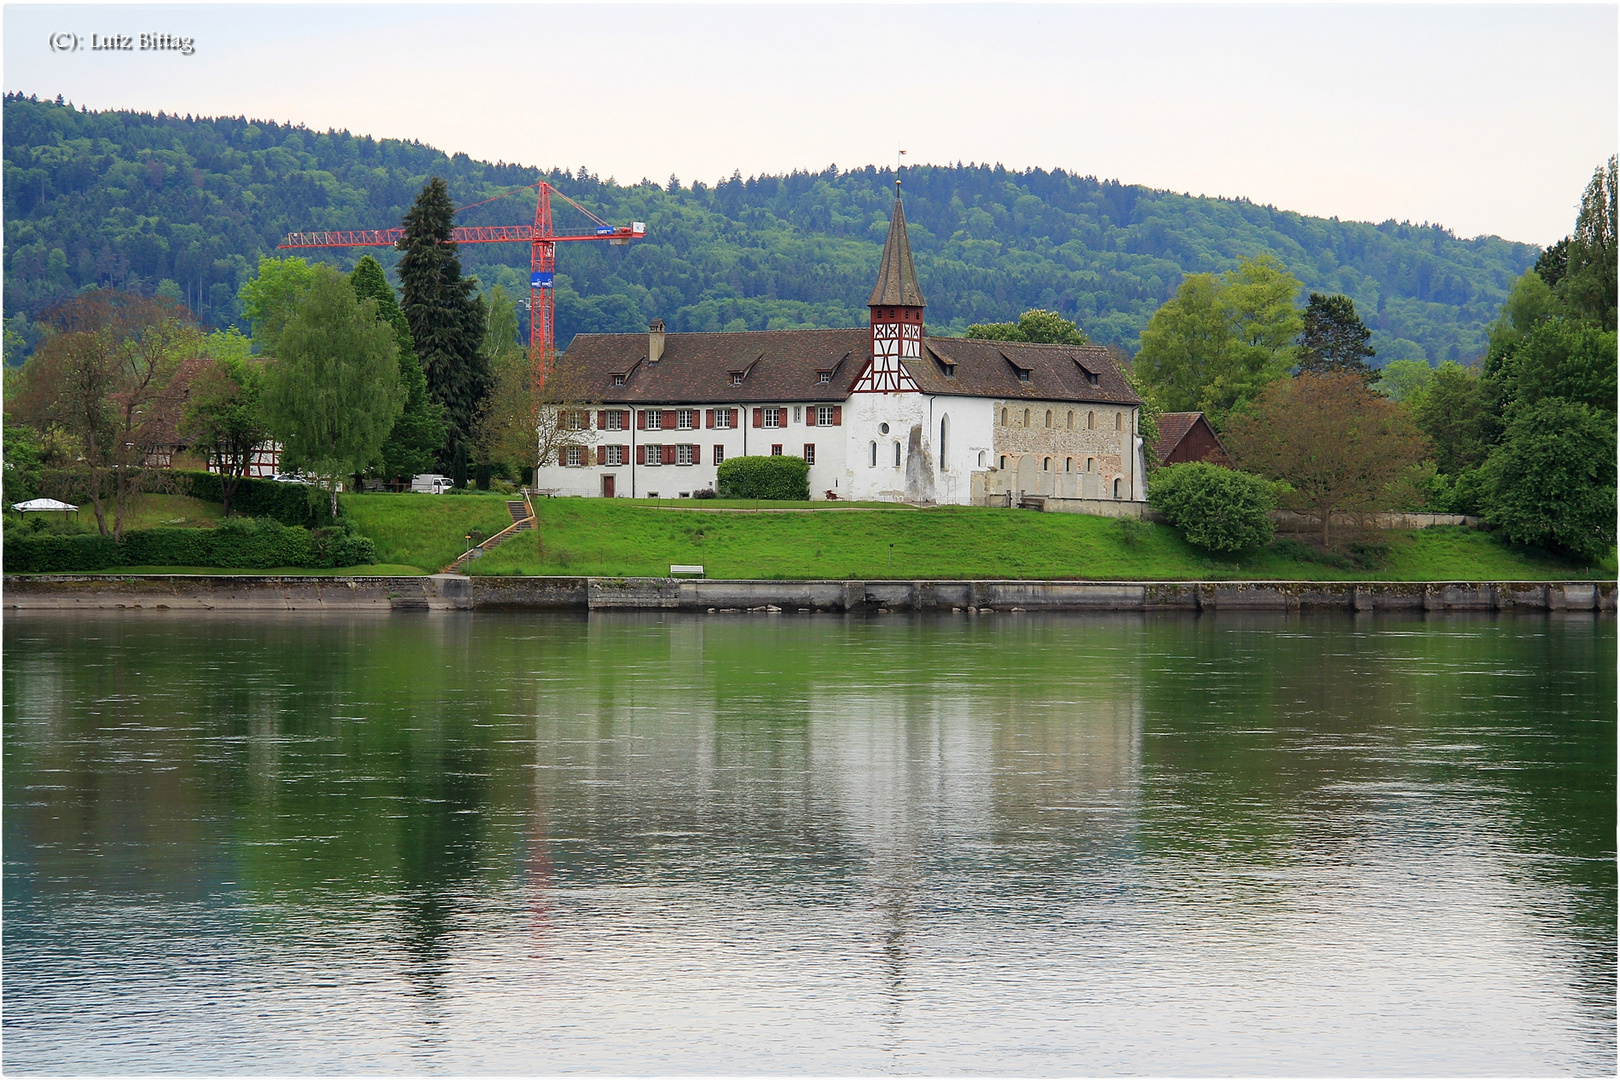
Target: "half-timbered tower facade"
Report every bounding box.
[532,186,1146,505]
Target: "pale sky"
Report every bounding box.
[5,3,1615,246]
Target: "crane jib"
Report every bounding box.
[277,224,645,249]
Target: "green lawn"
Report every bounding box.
[338,494,1610,581]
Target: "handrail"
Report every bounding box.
[440,507,535,573]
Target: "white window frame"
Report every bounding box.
[816,405,835,426]
[645,443,662,467]
[677,444,694,465]
[714,408,733,430]
[564,445,583,467]
[677,409,694,430]
[763,407,782,429]
[605,410,624,432]
[647,409,664,431]
[606,445,625,466]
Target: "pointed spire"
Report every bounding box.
[869,182,926,308]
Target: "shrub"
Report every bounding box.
[1149,462,1276,552]
[2,518,375,572]
[716,455,810,500]
[179,471,332,527]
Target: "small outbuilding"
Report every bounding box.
[1154,412,1231,467]
[10,498,78,513]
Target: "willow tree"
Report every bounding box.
[396,178,489,486]
[262,266,403,517]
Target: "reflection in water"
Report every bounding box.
[2,610,1614,1074]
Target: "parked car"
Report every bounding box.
[272,473,307,484]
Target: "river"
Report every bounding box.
[3,610,1613,1074]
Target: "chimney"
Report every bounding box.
[648,319,666,365]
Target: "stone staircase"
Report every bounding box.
[440,491,536,573]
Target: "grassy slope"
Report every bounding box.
[341,495,1609,581]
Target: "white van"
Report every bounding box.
[410,474,452,494]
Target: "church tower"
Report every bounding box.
[853,183,923,393]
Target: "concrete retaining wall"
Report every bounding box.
[6,575,1613,613]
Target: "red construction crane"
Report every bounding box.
[279,181,645,392]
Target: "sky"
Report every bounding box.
[4,3,1615,246]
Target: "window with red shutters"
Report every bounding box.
[752,408,763,427]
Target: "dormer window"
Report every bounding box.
[817,371,832,384]
[1075,360,1100,386]
[611,373,626,386]
[1015,367,1031,382]
[730,372,744,386]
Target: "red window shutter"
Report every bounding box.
[831,406,842,425]
[692,444,701,464]
[752,408,763,428]
[806,409,816,427]
[636,445,645,465]
[663,444,676,465]
[596,411,605,429]
[637,410,646,430]
[597,445,607,465]
[731,409,739,428]
[704,409,713,429]
[558,448,567,466]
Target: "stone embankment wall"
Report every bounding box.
[5,575,1614,613]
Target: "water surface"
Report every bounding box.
[4,611,1614,1074]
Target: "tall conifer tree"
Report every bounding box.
[396,178,489,484]
[349,255,446,483]
[1297,292,1375,378]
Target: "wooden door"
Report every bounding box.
[602,475,616,498]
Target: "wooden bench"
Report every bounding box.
[670,564,705,578]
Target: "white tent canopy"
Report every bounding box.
[11,498,78,513]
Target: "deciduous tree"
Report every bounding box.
[964,309,1087,344]
[1481,398,1615,563]
[262,267,404,517]
[180,329,266,518]
[1224,371,1428,546]
[238,256,318,354]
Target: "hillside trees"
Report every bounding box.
[3,96,1537,367]
[261,267,403,516]
[396,178,489,486]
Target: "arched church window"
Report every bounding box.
[893,441,901,467]
[1045,410,1052,428]
[870,441,877,467]
[1087,410,1095,429]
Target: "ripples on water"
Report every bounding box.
[3,611,1614,1074]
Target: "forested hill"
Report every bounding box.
[4,94,1538,365]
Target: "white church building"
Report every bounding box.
[533,186,1146,507]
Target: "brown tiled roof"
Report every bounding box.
[556,328,1141,407]
[868,190,926,308]
[914,338,1142,406]
[1155,412,1200,463]
[559,328,867,404]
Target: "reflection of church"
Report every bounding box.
[534,185,1147,505]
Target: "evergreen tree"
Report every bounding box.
[349,255,446,483]
[1297,292,1375,378]
[396,178,489,485]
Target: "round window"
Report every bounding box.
[879,422,890,434]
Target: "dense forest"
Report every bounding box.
[4,93,1539,365]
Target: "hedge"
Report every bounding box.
[3,519,375,573]
[34,469,333,527]
[716,455,811,500]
